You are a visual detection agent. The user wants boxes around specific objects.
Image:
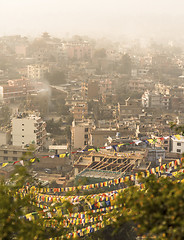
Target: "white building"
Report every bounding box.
[12,113,46,148]
[71,119,94,149]
[27,64,49,80]
[171,136,184,154]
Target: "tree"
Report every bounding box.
[45,71,66,85]
[0,106,11,126]
[0,148,65,239]
[119,54,132,76]
[93,48,107,58]
[110,174,184,240]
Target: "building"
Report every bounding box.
[142,91,170,109]
[129,78,153,92]
[15,44,28,57]
[0,128,11,146]
[147,148,166,166]
[118,99,142,120]
[74,151,145,178]
[81,80,99,100]
[63,42,93,60]
[89,128,117,147]
[171,136,184,154]
[72,102,88,120]
[71,119,94,149]
[12,113,46,148]
[27,64,49,80]
[0,78,36,103]
[48,145,68,155]
[0,145,34,163]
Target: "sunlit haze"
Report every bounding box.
[0,0,184,40]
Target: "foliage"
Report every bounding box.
[51,97,69,116]
[118,54,132,75]
[0,106,11,126]
[169,122,184,136]
[64,125,71,141]
[46,118,63,135]
[0,148,66,239]
[93,48,107,58]
[45,70,66,85]
[89,222,136,240]
[110,174,184,240]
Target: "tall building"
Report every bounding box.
[81,80,99,100]
[72,102,88,120]
[12,113,46,148]
[71,119,94,149]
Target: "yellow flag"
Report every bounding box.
[175,135,181,140]
[2,163,8,167]
[88,148,94,151]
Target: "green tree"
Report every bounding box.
[0,106,11,126]
[93,48,107,58]
[0,148,65,239]
[110,174,184,240]
[119,54,132,76]
[45,71,66,85]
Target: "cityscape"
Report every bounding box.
[0,0,184,239]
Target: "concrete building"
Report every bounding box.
[147,148,165,166]
[171,136,184,154]
[72,102,88,120]
[63,42,93,60]
[12,113,46,148]
[0,145,34,163]
[15,44,28,57]
[118,99,142,120]
[89,128,117,147]
[0,78,36,103]
[71,119,94,149]
[81,80,99,100]
[27,64,49,80]
[0,129,11,146]
[142,91,170,109]
[129,78,153,92]
[74,151,145,177]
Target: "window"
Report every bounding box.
[164,140,168,144]
[85,128,88,132]
[22,136,24,137]
[84,134,88,139]
[164,147,168,150]
[13,151,17,154]
[84,141,88,145]
[4,150,8,154]
[22,123,24,126]
[13,157,17,161]
[177,143,181,146]
[22,129,24,131]
[22,142,24,144]
[177,149,181,153]
[4,157,8,160]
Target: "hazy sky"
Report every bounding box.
[0,0,184,39]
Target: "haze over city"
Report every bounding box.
[0,1,184,239]
[0,0,184,41]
